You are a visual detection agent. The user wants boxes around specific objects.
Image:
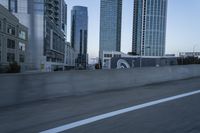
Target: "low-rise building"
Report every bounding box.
[102,51,177,69]
[102,51,130,69]
[111,56,177,69]
[179,52,200,57]
[0,5,28,72]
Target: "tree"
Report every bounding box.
[7,62,21,73]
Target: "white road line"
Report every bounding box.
[40,90,200,133]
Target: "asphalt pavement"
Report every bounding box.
[1,77,200,133]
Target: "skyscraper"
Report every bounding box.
[71,6,88,69]
[99,0,122,59]
[0,0,68,71]
[132,0,168,56]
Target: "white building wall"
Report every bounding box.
[65,43,75,69]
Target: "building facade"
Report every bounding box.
[102,51,125,69]
[132,0,168,56]
[0,0,68,71]
[0,5,28,72]
[71,6,88,69]
[111,56,177,69]
[64,42,75,70]
[179,52,200,57]
[102,51,177,69]
[99,0,122,59]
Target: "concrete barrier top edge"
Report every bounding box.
[0,65,199,77]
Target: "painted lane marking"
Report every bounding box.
[40,90,200,133]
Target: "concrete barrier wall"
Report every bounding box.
[0,65,200,107]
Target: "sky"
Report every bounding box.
[65,0,200,58]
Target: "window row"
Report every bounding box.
[7,53,25,63]
[0,21,27,40]
[7,39,26,51]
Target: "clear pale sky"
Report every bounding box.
[66,0,200,58]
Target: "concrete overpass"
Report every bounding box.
[0,65,200,132]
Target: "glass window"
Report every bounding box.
[34,3,44,10]
[9,0,18,13]
[114,54,121,58]
[7,39,15,49]
[104,54,112,58]
[19,54,25,63]
[34,0,44,14]
[34,0,44,2]
[19,30,26,40]
[7,53,15,62]
[19,42,25,51]
[7,24,15,35]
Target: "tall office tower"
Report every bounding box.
[99,0,122,59]
[132,0,168,56]
[0,0,68,71]
[71,6,88,69]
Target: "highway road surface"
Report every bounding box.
[1,77,200,133]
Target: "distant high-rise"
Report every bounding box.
[71,6,88,69]
[99,0,122,59]
[0,0,68,71]
[132,0,168,56]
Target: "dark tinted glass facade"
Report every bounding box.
[71,6,88,69]
[71,6,88,55]
[132,0,168,56]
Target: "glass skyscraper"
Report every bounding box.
[132,0,168,56]
[99,0,122,59]
[71,6,88,69]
